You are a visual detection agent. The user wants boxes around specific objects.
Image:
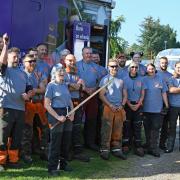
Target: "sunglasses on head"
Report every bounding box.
[131,66,138,69]
[25,60,36,63]
[109,65,118,68]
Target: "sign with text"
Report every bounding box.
[73,21,91,41]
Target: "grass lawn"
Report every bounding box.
[0,150,132,180]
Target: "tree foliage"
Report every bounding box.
[109,16,128,58]
[138,16,180,58]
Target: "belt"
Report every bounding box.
[30,99,43,103]
[130,101,138,105]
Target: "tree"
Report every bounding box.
[109,16,128,58]
[138,16,180,58]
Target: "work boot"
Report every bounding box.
[134,147,144,157]
[148,149,160,157]
[73,153,90,162]
[7,162,22,169]
[21,155,33,164]
[165,137,175,153]
[122,146,130,154]
[100,151,110,160]
[164,148,173,153]
[60,160,73,172]
[159,143,166,150]
[112,150,127,160]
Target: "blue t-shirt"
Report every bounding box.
[168,76,180,107]
[116,66,128,80]
[99,74,125,107]
[0,65,28,111]
[98,65,108,79]
[77,60,102,88]
[143,74,167,113]
[157,70,172,86]
[36,59,51,79]
[45,81,71,108]
[124,75,145,102]
[25,69,46,101]
[65,73,80,99]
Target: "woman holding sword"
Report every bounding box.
[44,68,74,176]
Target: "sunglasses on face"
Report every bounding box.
[25,60,36,63]
[131,66,138,69]
[109,65,118,69]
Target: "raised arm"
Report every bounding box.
[0,33,9,66]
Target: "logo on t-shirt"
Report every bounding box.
[154,82,162,88]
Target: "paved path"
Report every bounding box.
[121,124,180,180]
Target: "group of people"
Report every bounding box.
[0,33,180,177]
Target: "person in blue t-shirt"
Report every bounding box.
[45,68,74,176]
[157,57,172,150]
[99,59,127,160]
[64,54,90,162]
[116,53,128,80]
[130,52,146,76]
[143,63,169,157]
[165,61,180,153]
[76,47,103,151]
[0,37,31,170]
[123,62,145,157]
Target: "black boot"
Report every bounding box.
[100,150,110,160]
[112,150,127,160]
[60,159,73,172]
[165,137,175,153]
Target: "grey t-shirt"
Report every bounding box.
[45,81,71,108]
[0,65,28,111]
[99,74,125,107]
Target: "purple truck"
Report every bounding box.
[0,0,69,52]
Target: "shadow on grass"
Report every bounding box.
[0,151,130,179]
[1,132,180,180]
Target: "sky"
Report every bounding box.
[112,0,180,46]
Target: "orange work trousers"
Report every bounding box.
[25,102,48,126]
[101,105,126,151]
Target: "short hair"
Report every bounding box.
[27,47,37,53]
[8,47,20,54]
[55,67,66,74]
[108,58,118,64]
[160,56,168,61]
[147,63,156,69]
[60,49,70,58]
[82,47,92,53]
[36,43,47,48]
[128,62,139,72]
[116,53,126,59]
[23,54,35,62]
[175,61,180,67]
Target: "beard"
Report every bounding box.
[119,62,125,68]
[27,65,35,72]
[160,66,167,71]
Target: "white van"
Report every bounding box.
[154,48,180,73]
